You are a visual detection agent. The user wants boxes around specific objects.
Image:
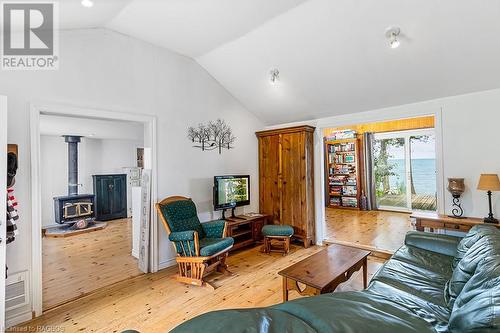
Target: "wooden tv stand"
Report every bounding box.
[225,215,269,251]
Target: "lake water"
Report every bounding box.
[388,158,436,195]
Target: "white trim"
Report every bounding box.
[158,258,177,270]
[5,311,32,329]
[29,107,42,317]
[0,95,7,329]
[29,102,159,316]
[313,127,325,245]
[434,108,445,214]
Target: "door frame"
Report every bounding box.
[373,128,436,212]
[0,95,7,329]
[29,102,158,316]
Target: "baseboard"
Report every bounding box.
[6,310,33,328]
[158,258,177,270]
[131,249,139,259]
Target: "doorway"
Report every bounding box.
[38,115,146,310]
[373,129,437,212]
[321,115,440,255]
[30,103,158,316]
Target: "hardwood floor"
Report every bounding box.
[43,218,143,310]
[324,208,413,254]
[19,245,385,333]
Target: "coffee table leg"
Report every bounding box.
[362,257,368,289]
[282,277,289,302]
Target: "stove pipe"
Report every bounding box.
[63,135,82,196]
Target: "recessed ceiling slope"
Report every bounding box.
[106,0,308,58]
[198,0,500,125]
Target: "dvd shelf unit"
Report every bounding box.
[325,138,361,209]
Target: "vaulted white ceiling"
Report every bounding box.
[106,0,307,58]
[57,0,500,124]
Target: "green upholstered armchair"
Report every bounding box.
[156,196,234,288]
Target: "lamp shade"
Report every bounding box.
[477,174,500,191]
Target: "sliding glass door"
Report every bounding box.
[373,129,436,212]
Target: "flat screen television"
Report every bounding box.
[213,175,250,217]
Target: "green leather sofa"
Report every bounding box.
[171,225,500,333]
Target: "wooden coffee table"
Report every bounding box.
[278,244,370,302]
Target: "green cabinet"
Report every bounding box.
[92,174,127,221]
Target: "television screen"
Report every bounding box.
[214,175,250,210]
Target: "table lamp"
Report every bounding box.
[477,174,500,224]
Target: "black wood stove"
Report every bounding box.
[53,135,96,227]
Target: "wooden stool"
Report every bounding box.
[262,225,294,256]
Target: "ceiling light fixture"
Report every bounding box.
[81,0,94,8]
[385,27,401,49]
[269,68,280,85]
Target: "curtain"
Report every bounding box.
[363,133,377,210]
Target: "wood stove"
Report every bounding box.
[53,194,95,224]
[52,135,96,226]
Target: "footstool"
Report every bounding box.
[262,224,294,256]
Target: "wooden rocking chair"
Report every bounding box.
[156,196,234,289]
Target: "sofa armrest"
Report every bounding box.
[404,231,461,257]
[202,220,226,238]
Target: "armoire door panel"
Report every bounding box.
[281,132,306,235]
[258,135,280,224]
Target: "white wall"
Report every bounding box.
[40,135,142,226]
[2,28,263,323]
[268,88,500,220]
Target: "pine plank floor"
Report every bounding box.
[43,218,143,310]
[18,244,385,333]
[324,208,413,254]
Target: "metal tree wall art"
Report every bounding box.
[188,119,236,154]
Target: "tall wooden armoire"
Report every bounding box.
[256,126,315,247]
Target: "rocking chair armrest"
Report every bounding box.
[169,230,196,242]
[202,220,227,238]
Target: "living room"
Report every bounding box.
[1,1,499,332]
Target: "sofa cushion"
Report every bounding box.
[392,245,454,277]
[171,308,317,333]
[448,255,500,332]
[199,237,234,256]
[272,291,436,333]
[160,199,205,237]
[368,281,450,332]
[405,231,461,257]
[445,236,500,307]
[452,224,499,269]
[372,258,449,307]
